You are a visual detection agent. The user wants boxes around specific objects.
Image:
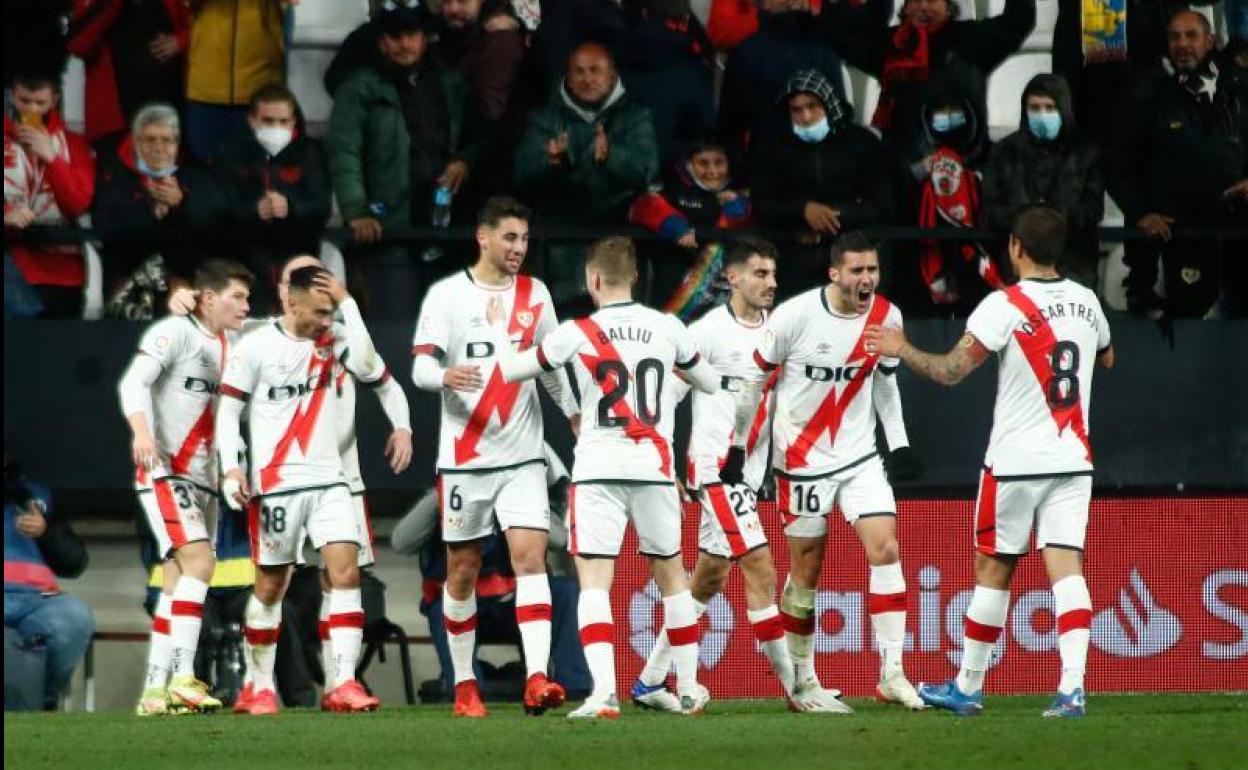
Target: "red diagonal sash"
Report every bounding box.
[574,317,672,478]
[745,369,779,455]
[170,332,227,477]
[784,296,891,470]
[1002,285,1092,461]
[453,276,545,465]
[259,337,336,492]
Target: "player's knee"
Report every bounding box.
[867,538,900,566]
[327,562,361,589]
[509,550,546,577]
[178,551,215,582]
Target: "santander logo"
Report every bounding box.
[1091,569,1183,658]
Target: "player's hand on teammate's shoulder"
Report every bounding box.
[885,446,922,484]
[443,364,484,392]
[385,429,413,474]
[864,324,905,357]
[168,287,198,316]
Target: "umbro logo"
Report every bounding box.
[816,342,833,355]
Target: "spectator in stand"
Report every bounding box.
[749,68,893,299]
[93,103,223,318]
[3,72,95,319]
[530,0,629,88]
[3,1,71,88]
[982,74,1105,291]
[4,458,93,711]
[823,0,1034,152]
[327,3,488,320]
[66,0,192,149]
[184,0,286,162]
[629,134,751,317]
[1051,0,1222,148]
[1109,9,1248,319]
[719,0,847,168]
[894,64,1000,314]
[615,0,715,168]
[216,84,331,314]
[514,41,659,310]
[392,445,590,702]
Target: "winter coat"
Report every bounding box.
[327,62,483,227]
[3,112,95,287]
[1108,59,1248,223]
[513,81,660,224]
[66,0,191,142]
[92,135,223,282]
[719,12,847,164]
[1051,0,1220,78]
[186,0,285,106]
[982,75,1105,287]
[615,16,716,167]
[214,130,331,258]
[630,161,752,242]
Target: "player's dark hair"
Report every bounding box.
[829,231,877,267]
[249,82,299,114]
[194,259,255,293]
[1011,205,1067,267]
[724,237,779,269]
[10,71,60,95]
[278,254,324,283]
[585,236,637,286]
[287,265,331,293]
[477,196,532,229]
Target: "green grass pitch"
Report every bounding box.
[6,694,1246,770]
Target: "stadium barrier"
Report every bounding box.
[611,498,1248,698]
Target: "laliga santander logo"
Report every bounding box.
[629,579,733,668]
[1091,569,1182,658]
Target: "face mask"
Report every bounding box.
[255,126,294,157]
[136,155,177,179]
[793,116,830,143]
[1027,111,1062,141]
[930,110,966,133]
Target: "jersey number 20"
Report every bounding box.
[596,358,664,428]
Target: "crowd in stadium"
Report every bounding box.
[4,0,1247,323]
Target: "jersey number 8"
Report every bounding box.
[1047,341,1080,408]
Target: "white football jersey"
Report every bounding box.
[222,321,377,495]
[413,271,557,471]
[686,304,774,489]
[540,301,700,483]
[134,315,233,490]
[756,289,902,477]
[965,278,1111,477]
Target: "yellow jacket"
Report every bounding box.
[187,0,286,105]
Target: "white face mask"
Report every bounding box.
[255,126,293,157]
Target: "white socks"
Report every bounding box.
[319,590,333,686]
[780,578,818,687]
[243,594,282,692]
[328,588,364,688]
[577,589,616,701]
[662,591,701,694]
[639,597,707,687]
[1053,575,1092,695]
[957,586,1010,695]
[442,587,478,685]
[144,592,173,688]
[868,563,907,679]
[169,577,208,677]
[748,604,795,696]
[515,574,553,679]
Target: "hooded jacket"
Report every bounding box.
[185,0,284,106]
[513,79,659,224]
[749,69,894,233]
[982,74,1105,286]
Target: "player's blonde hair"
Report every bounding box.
[585,236,637,287]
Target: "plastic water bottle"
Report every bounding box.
[431,185,453,228]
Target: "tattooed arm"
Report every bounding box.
[863,327,990,387]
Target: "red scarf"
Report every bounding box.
[917,147,1003,304]
[872,22,933,130]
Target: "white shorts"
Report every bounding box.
[436,463,549,543]
[139,477,217,558]
[568,482,682,558]
[248,485,359,566]
[974,469,1092,556]
[296,490,376,568]
[698,483,768,559]
[776,455,896,538]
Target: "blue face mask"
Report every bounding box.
[1027,110,1062,141]
[136,155,177,179]
[793,116,830,143]
[930,110,967,133]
